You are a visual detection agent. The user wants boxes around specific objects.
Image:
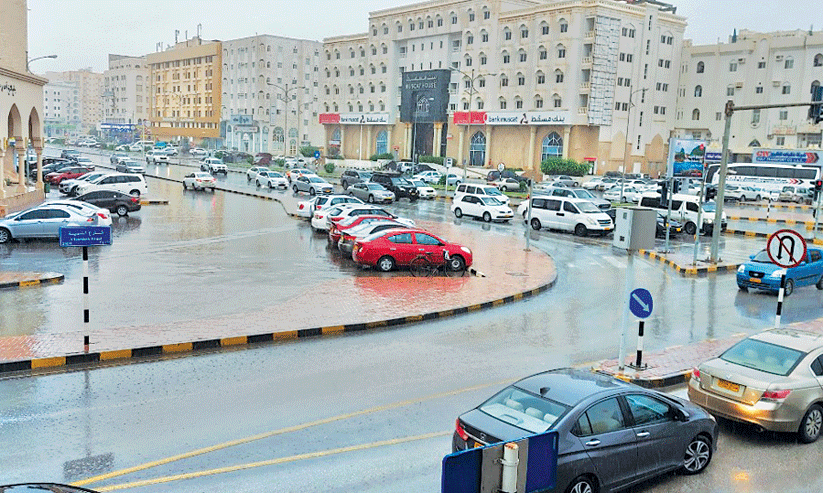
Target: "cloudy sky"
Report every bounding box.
[27,0,814,73]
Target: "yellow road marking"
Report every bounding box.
[72,379,511,487]
[94,431,451,492]
[31,356,65,369]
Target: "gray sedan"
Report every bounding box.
[454,368,717,493]
[347,182,395,204]
[292,175,334,195]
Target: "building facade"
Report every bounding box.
[102,54,150,141]
[321,0,684,176]
[43,80,81,138]
[221,35,324,154]
[45,68,103,134]
[146,37,222,147]
[0,0,47,211]
[676,29,823,160]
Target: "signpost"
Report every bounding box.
[629,288,653,369]
[60,226,112,351]
[766,229,807,328]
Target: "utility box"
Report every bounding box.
[612,207,656,251]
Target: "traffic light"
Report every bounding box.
[706,186,717,201]
[658,182,668,203]
[815,179,823,192]
[672,179,681,194]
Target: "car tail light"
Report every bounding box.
[761,389,792,402]
[131,197,139,203]
[316,214,324,220]
[455,419,469,441]
[691,367,700,382]
[298,204,304,210]
[97,212,108,220]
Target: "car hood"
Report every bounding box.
[740,261,783,276]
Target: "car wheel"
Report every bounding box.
[738,284,748,292]
[684,222,697,236]
[483,212,492,222]
[574,224,588,237]
[816,276,823,290]
[310,188,316,196]
[564,475,596,493]
[256,180,261,187]
[799,404,823,443]
[784,278,795,296]
[368,195,375,203]
[129,189,141,197]
[531,218,541,230]
[681,435,712,475]
[116,205,128,217]
[453,208,463,218]
[448,255,466,272]
[0,228,11,244]
[293,185,299,193]
[755,195,761,202]
[377,255,395,272]
[268,182,273,189]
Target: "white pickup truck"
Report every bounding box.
[146,150,170,165]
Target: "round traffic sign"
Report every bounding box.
[629,288,653,319]
[766,229,807,268]
[497,162,505,173]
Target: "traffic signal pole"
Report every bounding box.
[813,181,823,242]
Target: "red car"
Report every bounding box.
[329,214,403,244]
[352,228,473,272]
[46,166,95,185]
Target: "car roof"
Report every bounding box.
[750,328,823,352]
[514,368,629,406]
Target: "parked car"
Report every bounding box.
[454,368,717,493]
[31,158,72,180]
[309,196,369,231]
[656,213,683,238]
[254,153,272,165]
[638,193,727,236]
[114,144,130,152]
[778,185,811,204]
[548,175,581,187]
[541,187,612,213]
[75,173,149,197]
[74,190,141,217]
[413,170,442,184]
[689,328,823,443]
[517,196,614,237]
[45,166,95,185]
[163,146,178,156]
[452,195,513,223]
[582,177,604,190]
[246,166,270,181]
[0,203,110,244]
[297,194,364,222]
[200,157,227,174]
[445,172,462,187]
[736,247,823,295]
[286,168,317,183]
[115,160,145,174]
[255,170,288,189]
[352,228,472,272]
[182,172,217,191]
[370,172,419,201]
[325,205,414,231]
[604,186,643,203]
[189,147,208,157]
[328,214,400,245]
[110,153,128,164]
[337,221,407,255]
[347,182,395,204]
[486,169,526,183]
[60,149,80,161]
[293,175,334,195]
[409,179,436,199]
[454,183,511,206]
[59,172,106,195]
[145,150,169,165]
[340,170,373,190]
[492,177,521,191]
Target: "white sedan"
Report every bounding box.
[409,179,436,199]
[189,148,208,157]
[247,166,270,181]
[255,170,288,189]
[413,171,442,184]
[183,172,216,191]
[452,195,514,222]
[582,177,604,190]
[603,186,642,203]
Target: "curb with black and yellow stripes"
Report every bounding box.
[636,249,740,277]
[727,216,818,230]
[0,278,555,375]
[0,272,64,290]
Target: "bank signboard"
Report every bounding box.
[340,113,390,124]
[752,148,822,164]
[453,111,570,126]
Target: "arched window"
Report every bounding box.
[499,97,507,109]
[535,95,544,108]
[815,54,823,67]
[503,27,512,41]
[536,71,545,84]
[696,61,704,73]
[469,131,486,166]
[475,97,484,110]
[538,46,547,60]
[557,44,566,58]
[692,109,700,120]
[273,127,285,152]
[514,96,523,109]
[559,18,568,33]
[518,49,527,63]
[332,128,341,142]
[555,69,564,83]
[379,100,385,111]
[541,132,563,161]
[813,81,821,100]
[552,94,562,108]
[376,130,388,155]
[540,21,549,36]
[502,50,510,64]
[694,85,702,97]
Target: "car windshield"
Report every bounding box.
[702,202,716,213]
[481,197,504,206]
[366,183,384,190]
[270,172,283,178]
[479,386,571,433]
[575,190,594,199]
[393,177,412,186]
[720,338,805,376]
[751,250,775,263]
[410,180,425,187]
[577,201,601,213]
[308,177,325,183]
[485,188,504,196]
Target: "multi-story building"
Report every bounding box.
[146,37,222,147]
[43,80,81,138]
[45,68,103,134]
[221,35,323,154]
[102,54,149,141]
[676,29,823,160]
[321,0,685,176]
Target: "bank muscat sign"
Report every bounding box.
[453,111,570,126]
[318,113,391,125]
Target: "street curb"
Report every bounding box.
[139,199,169,205]
[596,369,692,389]
[737,201,812,211]
[637,249,740,277]
[0,272,64,290]
[723,229,770,238]
[0,274,556,376]
[727,216,815,229]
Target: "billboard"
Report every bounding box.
[400,69,451,123]
[752,148,823,164]
[667,138,706,177]
[453,111,570,126]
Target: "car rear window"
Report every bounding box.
[720,338,805,376]
[479,386,571,434]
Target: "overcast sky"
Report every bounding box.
[27,0,815,74]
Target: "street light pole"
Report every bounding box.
[449,67,497,183]
[26,54,57,73]
[621,87,646,204]
[268,83,307,157]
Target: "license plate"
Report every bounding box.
[749,277,761,284]
[717,379,740,392]
[473,441,484,448]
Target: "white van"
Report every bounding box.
[518,196,613,237]
[75,173,149,197]
[638,192,726,235]
[454,182,511,206]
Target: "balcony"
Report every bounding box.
[581,57,593,66]
[578,107,588,115]
[584,30,595,40]
[771,125,796,136]
[579,82,591,91]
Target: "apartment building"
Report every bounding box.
[321,0,684,176]
[146,37,222,146]
[43,80,81,137]
[676,29,823,159]
[102,54,150,140]
[221,34,323,154]
[45,68,103,133]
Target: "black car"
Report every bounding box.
[60,149,80,161]
[29,158,71,179]
[370,172,419,201]
[36,161,76,180]
[487,169,528,183]
[656,213,682,238]
[340,170,373,189]
[410,163,436,175]
[453,368,718,493]
[74,190,141,217]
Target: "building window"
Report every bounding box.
[785,58,794,69]
[692,109,700,120]
[776,136,786,145]
[694,85,702,97]
[542,24,549,35]
[696,61,704,73]
[729,62,737,72]
[515,98,523,109]
[501,76,508,87]
[504,28,512,40]
[553,95,562,108]
[727,86,734,96]
[482,31,489,42]
[469,11,475,21]
[537,72,545,84]
[452,15,457,24]
[535,96,543,108]
[752,109,761,125]
[555,70,564,83]
[756,85,763,94]
[541,132,563,160]
[503,52,510,64]
[783,84,791,94]
[517,74,525,85]
[521,27,529,38]
[815,54,823,67]
[758,61,766,68]
[467,34,474,44]
[469,131,486,166]
[376,130,388,155]
[483,9,490,19]
[499,98,507,109]
[520,51,527,62]
[558,46,566,58]
[559,20,568,33]
[779,110,788,120]
[480,54,487,65]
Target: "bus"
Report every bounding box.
[705,162,820,196]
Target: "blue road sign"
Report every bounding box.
[59,226,112,247]
[629,288,653,319]
[314,150,321,159]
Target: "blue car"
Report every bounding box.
[737,247,823,295]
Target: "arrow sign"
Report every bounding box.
[629,288,653,319]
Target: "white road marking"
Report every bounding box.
[603,255,626,269]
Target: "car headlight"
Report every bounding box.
[461,246,471,255]
[737,265,746,273]
[769,269,787,278]
[705,217,714,224]
[585,216,598,225]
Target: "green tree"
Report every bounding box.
[540,157,591,177]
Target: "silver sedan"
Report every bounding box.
[347,182,395,204]
[292,175,334,195]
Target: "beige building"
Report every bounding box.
[0,0,47,213]
[43,80,81,138]
[45,68,103,134]
[321,0,685,177]
[102,54,150,140]
[147,37,222,146]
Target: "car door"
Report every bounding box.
[459,195,478,217]
[544,199,563,230]
[622,393,684,477]
[573,397,638,491]
[559,200,580,232]
[414,232,445,264]
[11,209,49,238]
[351,183,365,201]
[808,250,823,286]
[385,232,416,264]
[794,251,818,287]
[38,208,73,238]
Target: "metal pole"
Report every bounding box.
[813,189,822,241]
[284,85,289,157]
[621,88,632,204]
[775,273,786,329]
[634,320,645,368]
[710,100,735,262]
[693,174,706,264]
[618,251,634,372]
[664,177,673,253]
[83,246,90,352]
[500,442,519,493]
[465,69,475,184]
[525,179,533,251]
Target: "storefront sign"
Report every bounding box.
[453,111,570,126]
[232,125,259,133]
[340,113,390,124]
[752,148,822,164]
[230,114,253,125]
[319,113,340,124]
[453,111,486,125]
[400,70,450,123]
